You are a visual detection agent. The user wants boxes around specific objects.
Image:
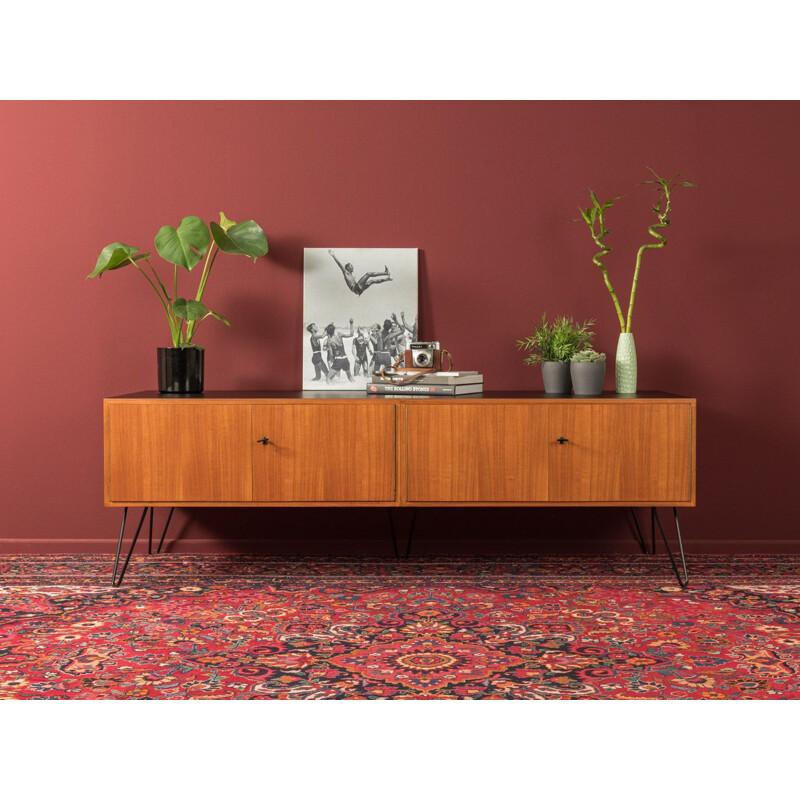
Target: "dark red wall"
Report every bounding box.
[2,101,798,554]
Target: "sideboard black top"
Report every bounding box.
[110,390,693,400]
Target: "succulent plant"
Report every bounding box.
[571,349,606,363]
[517,314,595,365]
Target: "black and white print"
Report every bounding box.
[303,248,419,391]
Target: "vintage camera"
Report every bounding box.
[405,341,442,370]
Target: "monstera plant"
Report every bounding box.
[88,212,268,347]
[88,212,268,392]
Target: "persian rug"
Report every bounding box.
[1,554,799,699]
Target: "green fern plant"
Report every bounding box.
[578,169,695,333]
[517,314,595,365]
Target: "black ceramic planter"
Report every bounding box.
[541,361,571,394]
[158,347,204,394]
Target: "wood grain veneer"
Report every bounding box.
[106,403,252,503]
[405,404,549,502]
[251,404,395,502]
[103,394,695,508]
[548,403,693,503]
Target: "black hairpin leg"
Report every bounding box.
[629,508,649,554]
[387,508,418,559]
[156,507,175,554]
[111,506,177,586]
[652,507,689,588]
[650,508,657,555]
[111,507,150,587]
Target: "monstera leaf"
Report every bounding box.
[207,310,230,326]
[173,298,231,326]
[210,212,268,260]
[87,243,150,278]
[154,216,211,270]
[172,298,207,321]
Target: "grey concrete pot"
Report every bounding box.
[541,361,571,394]
[570,360,606,396]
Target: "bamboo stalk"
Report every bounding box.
[625,175,672,332]
[581,196,626,332]
[581,172,693,335]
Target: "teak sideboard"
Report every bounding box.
[104,391,696,585]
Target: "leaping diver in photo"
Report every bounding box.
[328,249,392,295]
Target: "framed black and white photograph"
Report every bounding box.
[302,248,419,391]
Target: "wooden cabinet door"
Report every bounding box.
[406,404,549,502]
[251,404,395,502]
[106,403,252,503]
[548,403,693,503]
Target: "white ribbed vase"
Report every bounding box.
[615,332,637,394]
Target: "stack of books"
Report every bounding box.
[367,371,484,396]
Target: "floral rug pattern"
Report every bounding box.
[1,554,799,699]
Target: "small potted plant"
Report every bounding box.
[570,349,607,396]
[88,212,268,393]
[517,314,594,394]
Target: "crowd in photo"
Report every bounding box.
[305,311,418,383]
